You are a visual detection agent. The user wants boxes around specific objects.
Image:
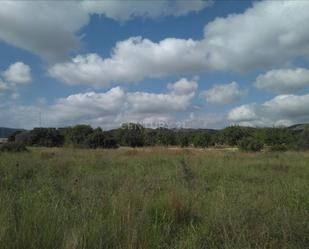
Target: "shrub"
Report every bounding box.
[239,137,263,152]
[297,129,309,151]
[0,142,28,153]
[269,144,288,152]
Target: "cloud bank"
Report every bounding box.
[49,1,309,86]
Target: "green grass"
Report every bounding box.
[0,147,308,249]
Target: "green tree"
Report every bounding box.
[86,130,118,149]
[179,134,190,148]
[66,125,94,146]
[193,132,212,148]
[30,128,64,147]
[156,128,176,146]
[120,123,145,147]
[220,126,253,146]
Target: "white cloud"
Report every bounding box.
[202,82,246,105]
[49,38,206,86]
[228,104,257,122]
[49,1,309,86]
[202,1,309,72]
[0,78,197,128]
[0,62,32,97]
[0,1,211,61]
[167,78,198,95]
[255,68,309,93]
[228,93,309,126]
[2,62,32,84]
[0,1,88,61]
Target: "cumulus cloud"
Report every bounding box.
[228,104,257,122]
[49,1,309,86]
[48,38,206,86]
[167,78,198,95]
[2,62,32,84]
[0,78,197,128]
[202,1,309,72]
[0,1,88,61]
[0,1,211,60]
[202,82,246,105]
[228,93,309,127]
[255,68,309,93]
[0,62,32,96]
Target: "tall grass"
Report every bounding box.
[0,147,308,249]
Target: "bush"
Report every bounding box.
[297,129,309,151]
[0,142,28,153]
[239,137,263,152]
[269,144,288,152]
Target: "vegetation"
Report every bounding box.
[0,147,308,249]
[5,124,309,153]
[298,128,309,151]
[239,137,264,152]
[0,142,28,153]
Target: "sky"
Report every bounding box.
[1,0,309,129]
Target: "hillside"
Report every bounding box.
[0,127,24,138]
[288,123,309,132]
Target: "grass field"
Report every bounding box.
[0,147,308,249]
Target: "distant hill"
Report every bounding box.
[0,127,25,138]
[288,124,309,132]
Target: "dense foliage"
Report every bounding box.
[5,123,309,151]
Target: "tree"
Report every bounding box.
[193,132,212,148]
[66,125,93,146]
[144,129,157,146]
[264,128,295,147]
[29,128,64,147]
[156,128,176,146]
[86,130,118,149]
[120,123,145,147]
[220,126,253,146]
[179,134,189,148]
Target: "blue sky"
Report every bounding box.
[1,0,309,129]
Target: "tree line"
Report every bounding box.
[5,123,309,152]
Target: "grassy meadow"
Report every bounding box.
[0,147,308,249]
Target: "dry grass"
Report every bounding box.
[0,147,308,249]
